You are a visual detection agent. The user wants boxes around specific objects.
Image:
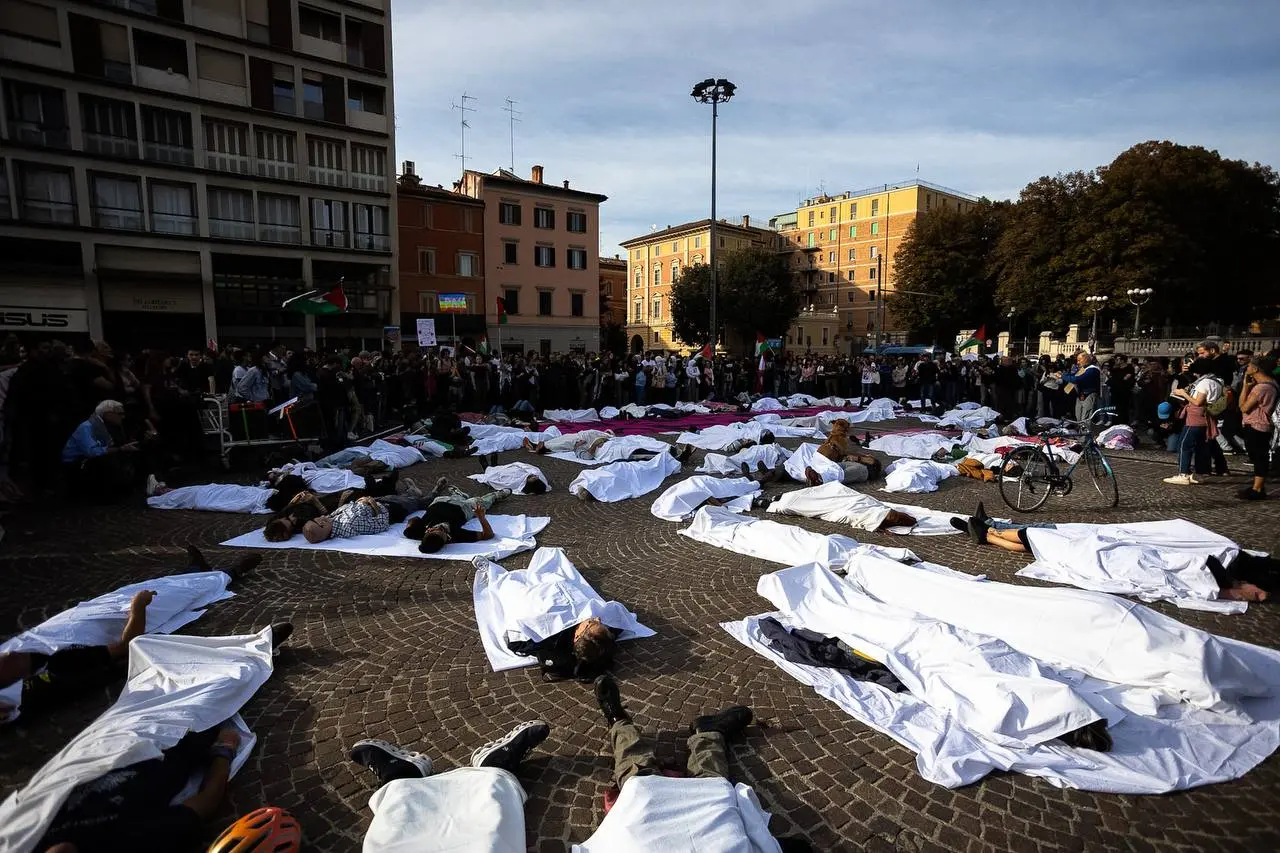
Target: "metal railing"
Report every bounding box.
[12,122,70,148]
[353,233,390,251]
[143,141,195,166]
[152,211,197,235]
[209,217,254,240]
[257,159,297,181]
[311,227,349,248]
[93,206,145,230]
[83,132,138,158]
[350,171,386,192]
[258,223,302,244]
[207,151,251,175]
[308,165,347,187]
[22,199,77,224]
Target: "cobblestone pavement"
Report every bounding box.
[3,418,1279,852]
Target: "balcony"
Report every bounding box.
[257,159,297,181]
[353,233,390,252]
[311,228,349,248]
[12,121,70,149]
[209,217,254,240]
[21,199,77,224]
[350,171,387,193]
[258,223,302,244]
[308,165,346,187]
[93,206,144,231]
[83,133,138,158]
[135,66,191,95]
[152,211,197,235]
[206,151,251,175]
[143,141,195,166]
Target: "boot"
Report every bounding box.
[689,705,753,740]
[594,674,629,726]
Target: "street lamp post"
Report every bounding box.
[1126,288,1154,337]
[691,78,736,353]
[1085,295,1109,350]
[1006,306,1016,355]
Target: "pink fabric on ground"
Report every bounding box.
[550,405,863,437]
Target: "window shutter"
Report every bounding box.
[361,21,385,72]
[322,74,345,123]
[68,14,104,77]
[267,0,293,49]
[249,57,274,109]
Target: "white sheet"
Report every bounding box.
[569,450,681,502]
[543,408,600,422]
[767,481,964,536]
[696,443,792,476]
[868,431,969,459]
[674,422,774,451]
[650,476,760,522]
[0,630,274,853]
[403,434,451,457]
[364,769,527,853]
[338,439,426,470]
[783,443,845,484]
[679,506,917,569]
[750,397,785,412]
[469,462,550,495]
[844,554,1269,717]
[147,484,274,514]
[221,514,550,562]
[1020,520,1244,613]
[472,548,655,671]
[967,434,1081,466]
[882,459,958,493]
[271,461,369,494]
[1,571,235,723]
[936,406,1000,429]
[595,434,673,463]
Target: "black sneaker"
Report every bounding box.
[226,554,262,586]
[350,739,433,784]
[469,720,550,772]
[689,705,753,740]
[186,544,213,573]
[270,622,293,654]
[594,674,629,726]
[965,517,989,545]
[949,516,968,533]
[973,500,989,523]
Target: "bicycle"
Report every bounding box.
[997,406,1120,512]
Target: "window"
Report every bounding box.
[693,235,701,248]
[651,298,661,320]
[344,16,385,71]
[80,95,137,157]
[829,228,836,241]
[849,225,856,238]
[926,193,933,210]
[90,173,143,231]
[653,244,659,256]
[847,290,855,301]
[847,248,855,261]
[847,270,855,281]
[671,241,679,251]
[870,199,879,217]
[822,327,828,346]
[4,81,69,147]
[458,252,478,277]
[207,186,253,238]
[807,232,815,248]
[150,181,196,234]
[807,211,815,227]
[499,202,521,225]
[272,64,295,114]
[347,80,384,114]
[256,128,296,179]
[310,198,347,247]
[302,72,325,120]
[871,221,880,236]
[533,207,554,229]
[869,268,877,280]
[245,0,269,43]
[140,106,193,165]
[828,251,835,264]
[0,160,9,219]
[504,288,519,315]
[4,0,60,45]
[503,242,518,264]
[719,237,725,247]
[18,163,75,223]
[571,293,584,317]
[307,136,345,186]
[653,265,661,285]
[258,193,301,243]
[134,30,189,76]
[204,120,250,173]
[353,203,390,250]
[538,291,552,316]
[869,246,878,259]
[670,260,680,281]
[869,290,876,301]
[567,211,587,233]
[850,203,857,218]
[633,269,641,286]
[633,300,641,321]
[534,246,555,267]
[196,46,245,86]
[298,4,342,42]
[351,144,386,191]
[567,248,587,270]
[418,248,435,273]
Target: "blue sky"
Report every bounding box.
[390,0,1280,256]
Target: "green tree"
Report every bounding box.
[888,200,1008,345]
[670,246,801,351]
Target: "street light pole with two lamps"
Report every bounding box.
[1085,295,1109,351]
[1127,288,1154,337]
[691,77,736,353]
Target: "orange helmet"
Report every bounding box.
[208,807,302,853]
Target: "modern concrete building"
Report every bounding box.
[396,164,486,350]
[619,216,776,353]
[770,180,977,353]
[460,165,607,356]
[0,0,396,352]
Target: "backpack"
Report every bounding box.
[1207,383,1231,417]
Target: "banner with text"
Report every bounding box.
[416,318,437,347]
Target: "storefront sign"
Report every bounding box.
[0,306,89,333]
[438,293,469,314]
[102,287,203,314]
[416,318,437,347]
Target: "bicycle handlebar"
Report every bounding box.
[1054,406,1117,432]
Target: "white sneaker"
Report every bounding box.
[145,474,166,496]
[1162,473,1200,485]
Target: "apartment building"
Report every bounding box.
[396,164,486,348]
[770,180,977,353]
[0,0,396,352]
[619,216,776,353]
[460,165,607,355]
[598,254,626,328]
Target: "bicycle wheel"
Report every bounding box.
[1083,446,1120,508]
[998,446,1054,512]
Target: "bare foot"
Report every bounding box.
[879,510,917,531]
[215,725,242,752]
[804,467,823,487]
[1221,582,1269,602]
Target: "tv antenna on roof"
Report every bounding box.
[502,98,522,172]
[451,92,477,172]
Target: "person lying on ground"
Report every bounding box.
[523,429,614,456]
[350,720,551,853]
[506,616,620,681]
[33,625,292,853]
[1,546,261,725]
[428,406,473,446]
[264,476,421,541]
[300,490,457,543]
[402,481,511,554]
[952,502,1276,602]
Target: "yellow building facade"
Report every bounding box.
[619,216,776,353]
[771,181,978,354]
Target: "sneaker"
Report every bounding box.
[471,554,491,571]
[226,554,262,586]
[593,674,630,726]
[1162,473,1200,485]
[429,476,449,498]
[689,706,753,740]
[973,500,989,523]
[400,477,424,498]
[186,544,213,573]
[965,517,990,545]
[574,488,594,502]
[350,739,433,784]
[1238,487,1267,501]
[269,622,293,654]
[145,474,166,497]
[469,720,550,772]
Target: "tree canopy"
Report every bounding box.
[670,245,801,350]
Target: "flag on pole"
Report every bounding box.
[477,334,490,355]
[496,297,509,325]
[283,283,347,315]
[700,343,712,360]
[755,332,768,356]
[957,324,986,352]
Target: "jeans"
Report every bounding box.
[861,382,876,403]
[316,448,366,469]
[375,494,436,523]
[428,486,506,521]
[635,385,646,405]
[610,720,728,789]
[1177,425,1209,475]
[918,382,936,404]
[988,519,1057,531]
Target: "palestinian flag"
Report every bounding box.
[496,297,509,325]
[283,284,347,315]
[477,335,490,354]
[756,332,769,356]
[957,324,986,352]
[700,343,713,359]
